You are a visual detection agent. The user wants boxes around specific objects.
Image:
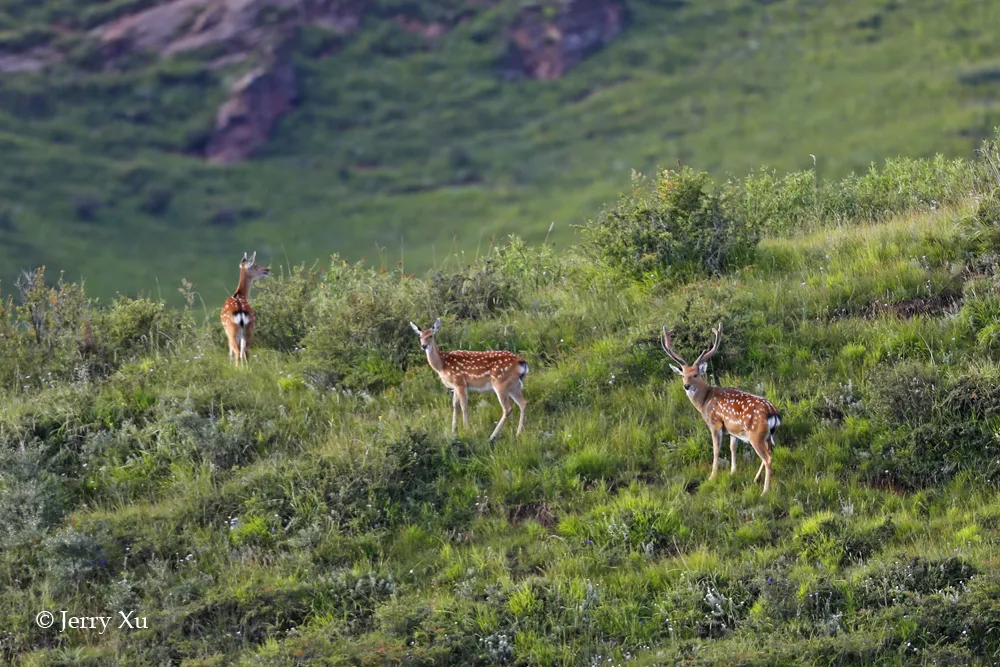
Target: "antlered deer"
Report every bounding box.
[221,251,269,366]
[662,323,781,494]
[410,318,528,441]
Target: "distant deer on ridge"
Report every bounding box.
[221,251,269,367]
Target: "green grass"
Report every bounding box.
[2,0,1000,303]
[3,151,1000,664]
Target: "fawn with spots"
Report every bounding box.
[221,251,269,367]
[410,318,528,441]
[662,323,781,494]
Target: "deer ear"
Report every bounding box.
[248,251,257,266]
[698,362,708,375]
[409,321,422,335]
[669,365,684,376]
[241,252,248,264]
[432,318,441,334]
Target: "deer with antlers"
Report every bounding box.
[221,251,269,367]
[410,318,528,441]
[661,323,781,494]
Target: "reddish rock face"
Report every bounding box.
[83,0,624,164]
[205,51,298,164]
[504,0,626,80]
[93,0,365,62]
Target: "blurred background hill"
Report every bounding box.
[0,0,998,302]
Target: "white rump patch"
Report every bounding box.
[232,312,249,327]
[767,415,781,432]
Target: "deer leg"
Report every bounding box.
[488,385,513,442]
[224,326,239,366]
[749,435,774,495]
[510,382,527,438]
[457,386,469,429]
[709,428,722,480]
[730,435,738,474]
[451,391,460,434]
[242,326,254,365]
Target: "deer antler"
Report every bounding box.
[693,322,723,366]
[661,326,689,366]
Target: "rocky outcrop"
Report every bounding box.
[0,47,63,73]
[94,0,364,61]
[503,0,626,80]
[92,0,363,164]
[83,0,624,165]
[205,49,298,164]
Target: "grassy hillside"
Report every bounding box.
[2,0,1000,303]
[2,143,1000,665]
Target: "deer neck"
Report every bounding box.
[235,267,251,298]
[425,341,445,373]
[688,381,714,413]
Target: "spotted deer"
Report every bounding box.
[221,251,269,366]
[662,323,781,494]
[410,318,528,441]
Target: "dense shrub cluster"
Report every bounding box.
[726,154,985,235]
[0,266,191,390]
[864,360,1000,490]
[252,248,541,391]
[583,167,760,282]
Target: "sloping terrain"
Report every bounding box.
[2,149,1000,664]
[1,0,1000,302]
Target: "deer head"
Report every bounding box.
[409,318,442,351]
[240,251,270,281]
[662,323,723,399]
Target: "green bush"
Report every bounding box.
[864,361,1000,490]
[490,235,566,291]
[0,439,65,548]
[853,556,977,610]
[299,260,430,391]
[582,167,760,283]
[92,295,191,368]
[724,167,818,236]
[429,261,518,321]
[251,263,321,352]
[40,526,115,595]
[0,267,193,391]
[819,155,977,223]
[726,154,983,235]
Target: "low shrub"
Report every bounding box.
[0,268,191,390]
[251,263,322,352]
[299,259,431,391]
[723,167,818,236]
[429,260,518,321]
[864,361,1000,489]
[582,167,760,283]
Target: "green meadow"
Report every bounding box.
[2,139,1000,664]
[2,0,1000,301]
